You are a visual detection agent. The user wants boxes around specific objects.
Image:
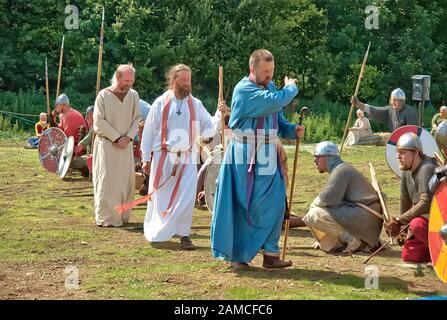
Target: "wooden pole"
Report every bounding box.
[45,57,51,117]
[340,42,371,154]
[55,35,65,100]
[282,107,309,260]
[91,7,105,181]
[218,66,226,153]
[363,223,410,264]
[96,7,105,96]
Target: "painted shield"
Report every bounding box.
[204,151,223,213]
[38,128,67,173]
[429,181,447,283]
[57,136,74,179]
[386,125,439,177]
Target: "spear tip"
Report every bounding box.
[102,7,105,21]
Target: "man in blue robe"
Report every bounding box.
[211,49,304,270]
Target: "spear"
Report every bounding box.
[91,7,105,181]
[95,7,105,96]
[55,35,65,100]
[340,41,371,154]
[282,106,309,260]
[218,66,226,152]
[45,57,51,117]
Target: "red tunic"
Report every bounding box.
[59,108,86,145]
[35,122,50,136]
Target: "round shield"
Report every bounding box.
[57,136,74,179]
[38,128,67,173]
[385,125,439,177]
[429,181,447,283]
[204,151,223,213]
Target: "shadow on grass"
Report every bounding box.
[288,228,314,238]
[232,266,412,294]
[149,241,209,252]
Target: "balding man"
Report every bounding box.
[352,88,417,132]
[93,64,141,227]
[431,106,447,135]
[211,49,304,270]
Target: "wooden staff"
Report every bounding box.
[282,106,309,260]
[340,42,371,154]
[95,7,105,96]
[45,57,51,117]
[363,223,410,264]
[91,7,105,181]
[55,35,65,100]
[434,152,446,166]
[218,66,226,152]
[369,162,393,244]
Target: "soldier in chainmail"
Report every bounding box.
[352,88,417,132]
[385,132,436,263]
[302,141,383,254]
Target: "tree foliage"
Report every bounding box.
[0,0,446,108]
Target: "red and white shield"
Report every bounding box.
[38,127,67,173]
[429,181,447,283]
[385,125,439,177]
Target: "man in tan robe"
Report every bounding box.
[93,64,141,227]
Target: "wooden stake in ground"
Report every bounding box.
[55,35,65,100]
[282,106,309,260]
[340,42,371,154]
[218,66,226,153]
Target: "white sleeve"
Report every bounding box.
[197,99,221,139]
[141,101,159,162]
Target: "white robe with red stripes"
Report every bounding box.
[141,91,221,242]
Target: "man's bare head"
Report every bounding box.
[249,49,275,87]
[111,64,135,91]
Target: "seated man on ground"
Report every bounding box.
[28,112,50,148]
[344,109,373,147]
[302,141,383,254]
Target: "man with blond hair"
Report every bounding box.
[93,64,141,227]
[141,64,228,249]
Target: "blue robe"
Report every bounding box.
[210,76,298,262]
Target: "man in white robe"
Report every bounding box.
[93,64,141,227]
[141,64,228,250]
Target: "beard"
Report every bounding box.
[398,162,411,171]
[176,85,191,98]
[254,76,270,87]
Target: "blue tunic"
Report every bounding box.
[210,76,298,262]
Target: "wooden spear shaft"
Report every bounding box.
[363,223,410,264]
[45,57,51,117]
[91,7,105,181]
[218,66,226,153]
[55,35,64,99]
[282,107,308,260]
[340,41,371,154]
[95,7,105,96]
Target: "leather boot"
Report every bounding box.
[262,255,292,269]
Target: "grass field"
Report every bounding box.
[0,140,446,300]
